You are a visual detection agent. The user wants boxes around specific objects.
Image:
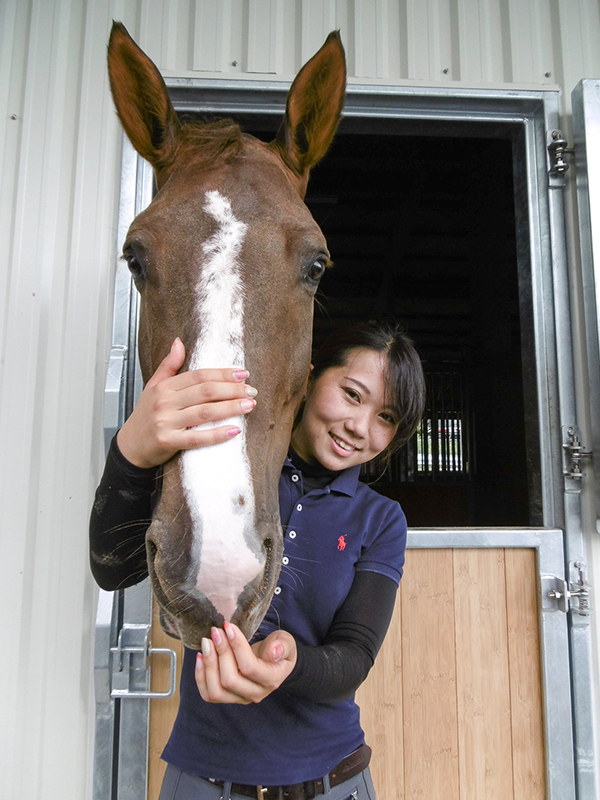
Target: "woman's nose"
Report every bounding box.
[346,409,370,438]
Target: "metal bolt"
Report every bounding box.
[231,60,238,67]
[10,114,18,120]
[545,71,551,78]
[442,68,449,74]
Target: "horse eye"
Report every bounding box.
[122,250,146,282]
[305,258,327,284]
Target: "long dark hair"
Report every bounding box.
[311,318,426,456]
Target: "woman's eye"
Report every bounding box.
[344,388,360,401]
[380,413,397,425]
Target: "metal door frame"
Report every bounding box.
[573,79,600,533]
[93,81,596,798]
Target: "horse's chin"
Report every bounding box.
[155,593,273,650]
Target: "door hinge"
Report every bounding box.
[542,562,592,616]
[563,425,592,488]
[110,623,177,698]
[548,129,575,177]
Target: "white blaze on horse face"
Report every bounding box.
[181,190,263,622]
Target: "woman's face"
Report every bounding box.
[291,348,399,471]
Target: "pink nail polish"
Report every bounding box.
[272,645,283,662]
[241,399,256,411]
[196,653,203,668]
[224,621,235,641]
[226,427,241,438]
[233,370,249,381]
[211,627,222,646]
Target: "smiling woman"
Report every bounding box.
[291,350,400,470]
[295,319,426,465]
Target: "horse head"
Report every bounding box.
[107,22,346,648]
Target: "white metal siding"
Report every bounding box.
[2,1,600,798]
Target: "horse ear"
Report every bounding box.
[107,22,180,175]
[274,32,346,194]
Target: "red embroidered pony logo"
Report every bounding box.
[337,535,347,551]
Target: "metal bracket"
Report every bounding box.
[563,425,592,486]
[542,562,592,616]
[569,562,592,617]
[542,574,569,613]
[548,129,575,176]
[110,623,177,698]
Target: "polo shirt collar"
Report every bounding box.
[282,455,361,497]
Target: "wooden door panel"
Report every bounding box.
[357,547,545,799]
[149,603,183,800]
[147,548,545,800]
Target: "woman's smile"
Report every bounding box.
[329,431,359,454]
[291,348,399,471]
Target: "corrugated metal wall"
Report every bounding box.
[2,1,600,798]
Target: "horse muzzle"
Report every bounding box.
[146,513,283,649]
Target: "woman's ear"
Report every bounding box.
[303,364,315,398]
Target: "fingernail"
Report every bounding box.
[241,398,256,411]
[224,621,235,641]
[196,652,203,668]
[272,645,283,662]
[201,637,211,657]
[234,370,249,381]
[211,627,222,646]
[226,427,241,438]
[245,385,258,398]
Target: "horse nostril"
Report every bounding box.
[263,538,272,574]
[147,538,157,565]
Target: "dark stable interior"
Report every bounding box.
[199,112,540,528]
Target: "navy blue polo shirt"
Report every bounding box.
[162,456,406,785]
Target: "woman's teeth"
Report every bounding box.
[331,433,355,451]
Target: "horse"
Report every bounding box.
[106,23,346,649]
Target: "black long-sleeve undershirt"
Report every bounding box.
[89,436,398,702]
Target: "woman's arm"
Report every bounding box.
[89,435,158,590]
[281,570,398,702]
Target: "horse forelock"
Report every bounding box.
[168,118,246,174]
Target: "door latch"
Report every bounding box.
[111,623,177,698]
[548,130,575,176]
[542,562,592,616]
[563,426,592,481]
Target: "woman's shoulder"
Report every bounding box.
[354,479,405,518]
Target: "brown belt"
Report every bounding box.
[206,743,371,800]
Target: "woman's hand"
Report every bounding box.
[116,338,257,468]
[195,623,297,704]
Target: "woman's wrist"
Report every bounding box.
[115,426,162,470]
[116,422,161,469]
